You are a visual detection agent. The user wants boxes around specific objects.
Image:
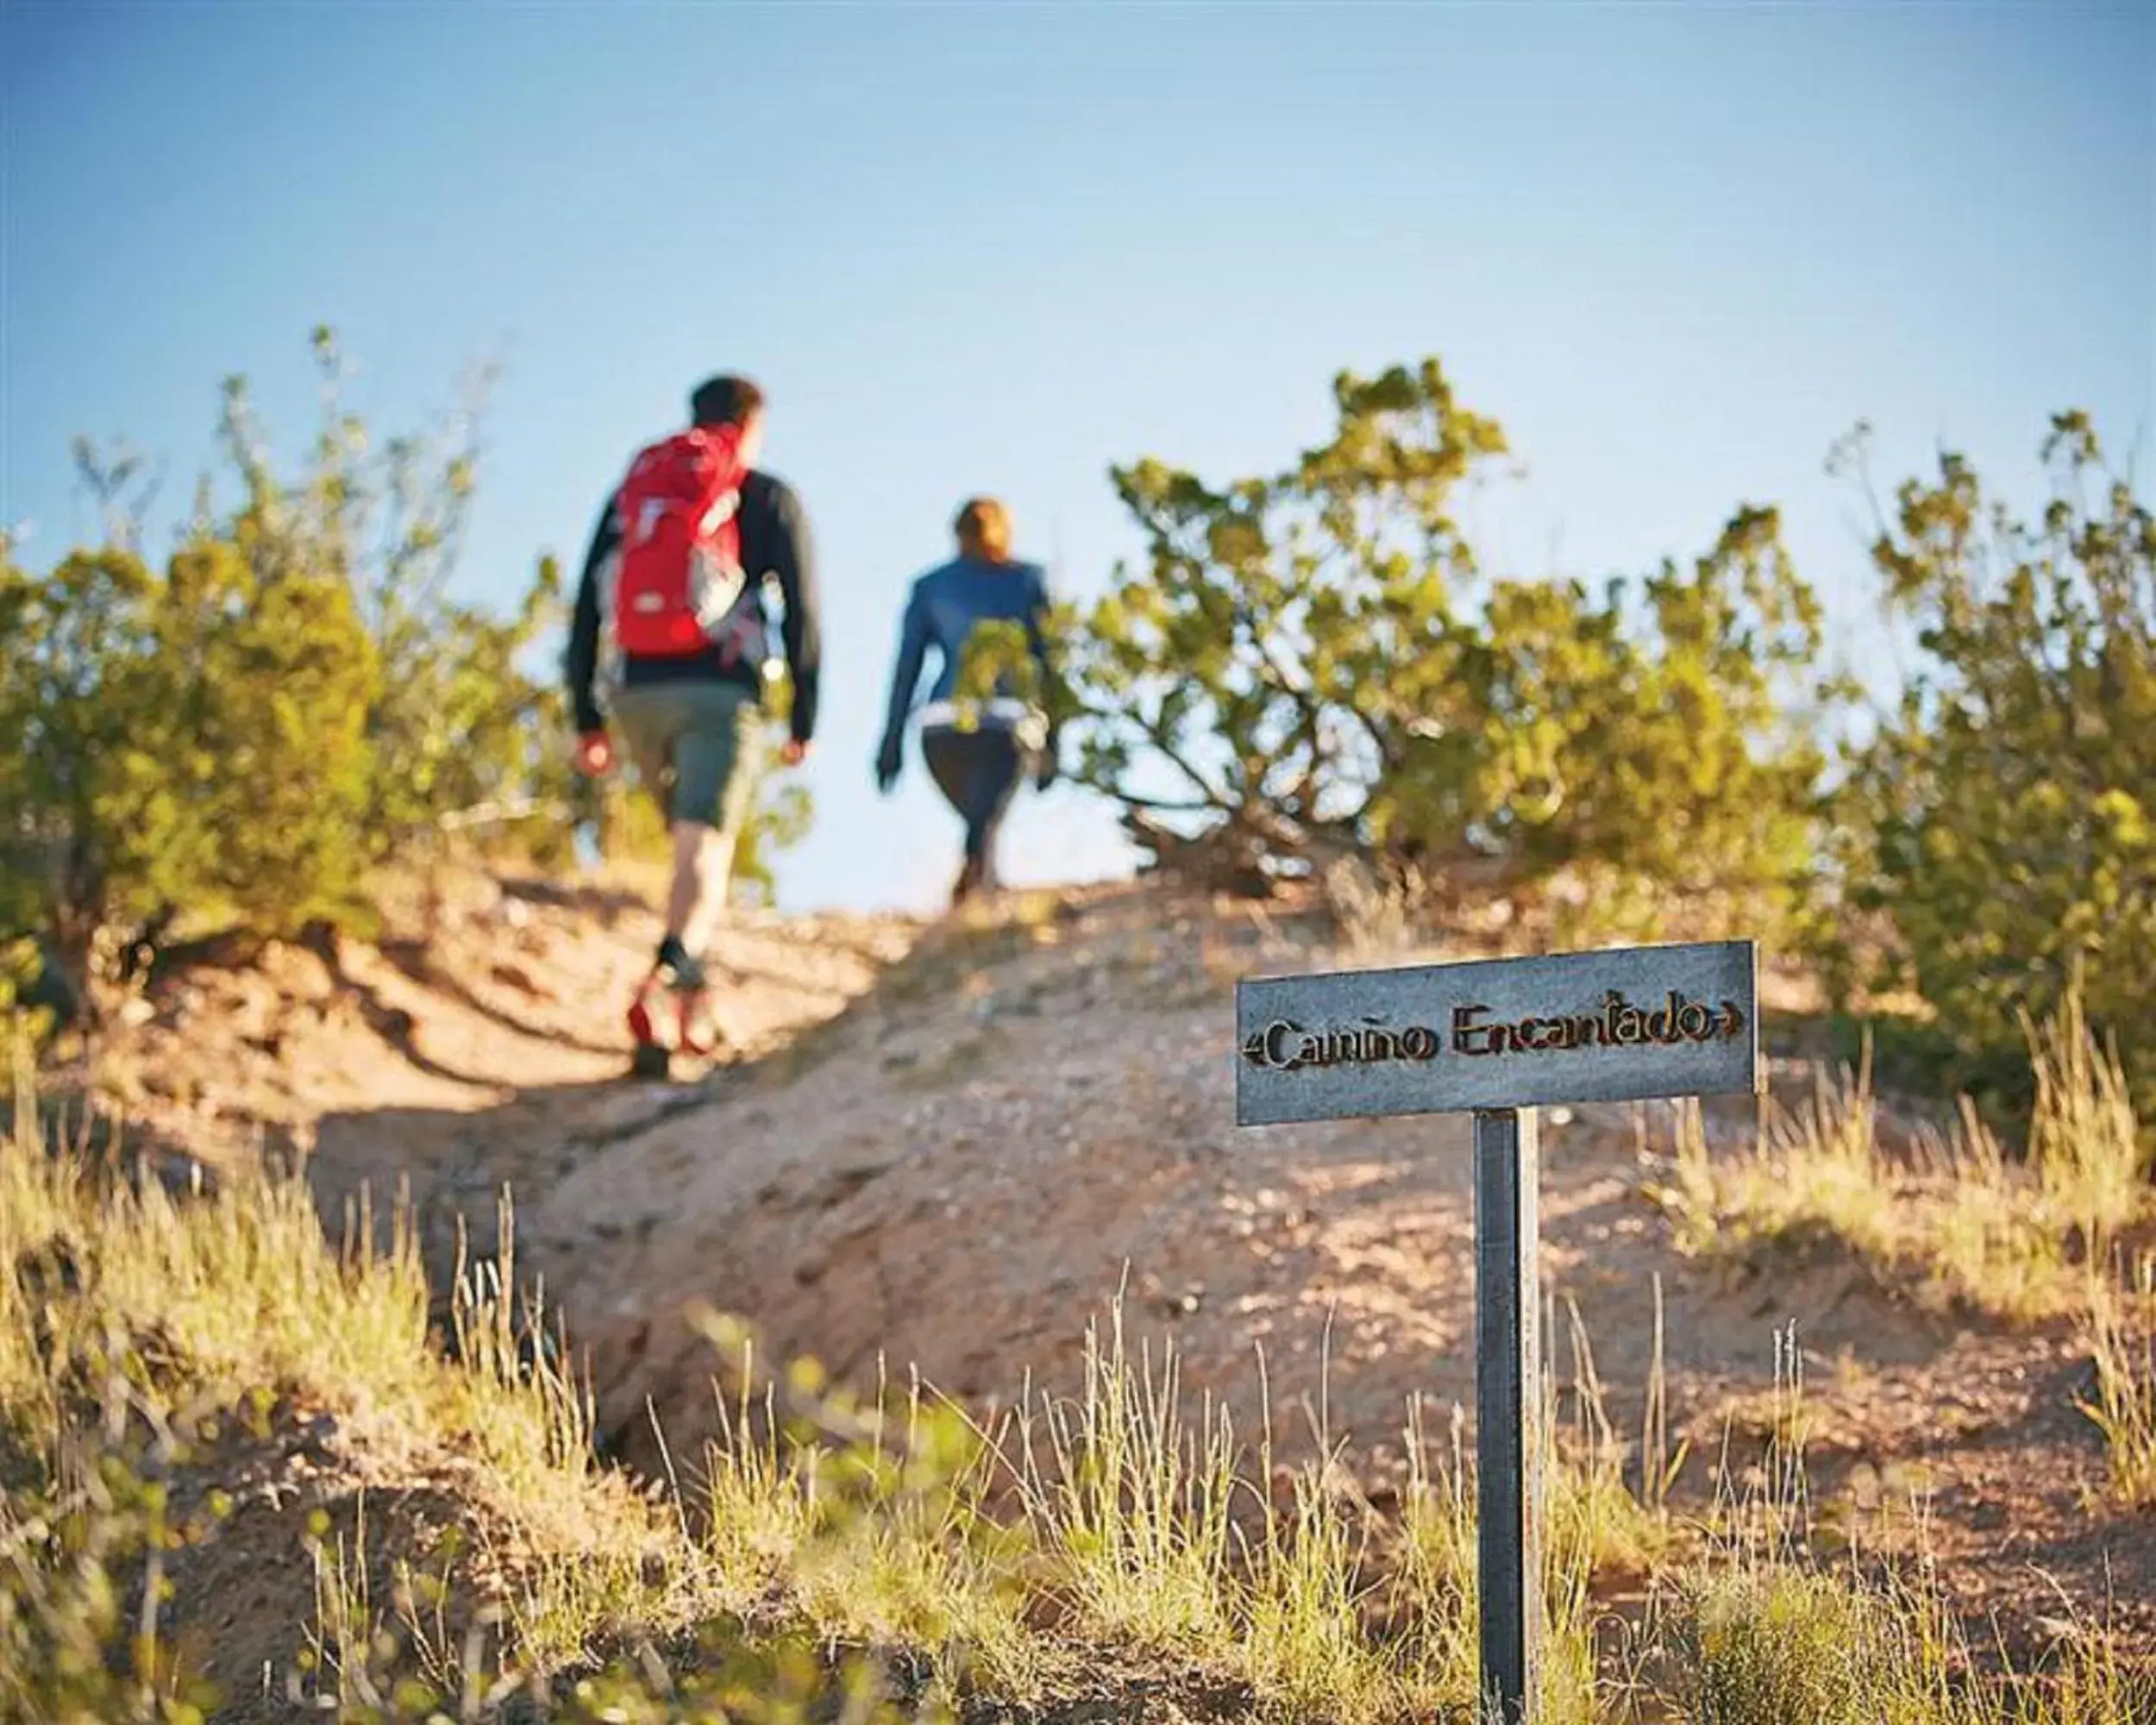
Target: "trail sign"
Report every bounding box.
[1236,939,1758,1127]
[1232,938,1761,1724]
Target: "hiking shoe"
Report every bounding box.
[627,942,719,1057]
[625,972,667,1052]
[950,856,985,910]
[627,972,722,1057]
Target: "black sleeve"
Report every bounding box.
[757,477,822,746]
[565,495,622,735]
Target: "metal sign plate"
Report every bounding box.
[1234,938,1760,1126]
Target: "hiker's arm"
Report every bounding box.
[1025,568,1062,784]
[878,588,931,771]
[565,499,621,735]
[768,484,822,748]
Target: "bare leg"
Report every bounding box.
[667,819,738,959]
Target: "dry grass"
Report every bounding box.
[1651,1339,2156,1725]
[1656,990,2156,1516]
[1654,994,2150,1324]
[1,1050,1626,1721]
[2080,1257,2156,1512]
[696,1296,1615,1722]
[6,1006,2153,1722]
[1664,1561,2155,1725]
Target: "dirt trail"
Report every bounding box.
[97,868,917,1310]
[95,870,2156,1656]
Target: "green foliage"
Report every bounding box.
[0,544,160,966]
[218,331,569,869]
[734,769,813,908]
[0,943,46,1057]
[949,618,1051,724]
[293,1615,944,1724]
[1,1414,226,1724]
[733,660,815,908]
[0,527,378,996]
[1062,358,1845,926]
[2080,1258,2156,1512]
[1666,1551,2156,1725]
[147,536,379,927]
[1834,413,2156,1117]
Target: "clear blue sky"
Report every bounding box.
[5,2,2151,913]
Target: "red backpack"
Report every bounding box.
[610,426,754,661]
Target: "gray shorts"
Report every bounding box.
[608,681,766,837]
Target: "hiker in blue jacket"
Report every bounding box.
[874,498,1059,907]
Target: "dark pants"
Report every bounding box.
[921,724,1025,887]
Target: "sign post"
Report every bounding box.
[1235,939,1760,1725]
[1474,1103,1541,1716]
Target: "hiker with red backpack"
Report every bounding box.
[565,374,820,1071]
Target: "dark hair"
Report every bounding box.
[688,374,766,428]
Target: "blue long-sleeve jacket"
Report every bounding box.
[878,557,1056,759]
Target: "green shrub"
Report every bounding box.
[215,330,568,870]
[1834,412,2156,1120]
[0,532,377,1001]
[1058,357,1846,930]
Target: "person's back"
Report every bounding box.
[904,554,1052,718]
[875,498,1058,906]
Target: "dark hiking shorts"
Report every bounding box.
[608,681,766,837]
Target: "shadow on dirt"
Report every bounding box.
[377,936,627,1058]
